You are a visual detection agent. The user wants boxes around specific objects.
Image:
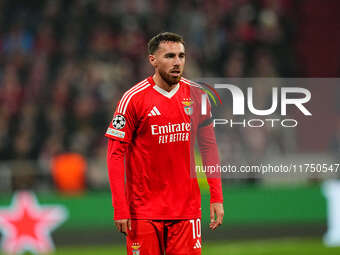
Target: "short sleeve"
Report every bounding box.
[105,99,137,143]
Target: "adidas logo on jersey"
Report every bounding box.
[148,106,161,116]
[193,239,201,249]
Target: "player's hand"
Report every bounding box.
[209,203,224,230]
[114,219,132,235]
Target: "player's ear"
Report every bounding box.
[149,54,157,68]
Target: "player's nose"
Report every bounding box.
[173,56,181,66]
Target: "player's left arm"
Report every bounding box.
[197,122,224,230]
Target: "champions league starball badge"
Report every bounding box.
[112,115,126,129]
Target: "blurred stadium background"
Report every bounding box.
[0,0,340,254]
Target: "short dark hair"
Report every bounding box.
[147,32,185,54]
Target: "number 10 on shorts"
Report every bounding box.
[190,219,201,239]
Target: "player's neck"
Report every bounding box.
[153,74,177,92]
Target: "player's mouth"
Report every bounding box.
[170,70,181,76]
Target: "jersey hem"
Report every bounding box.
[129,214,202,220]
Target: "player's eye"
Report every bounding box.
[165,53,175,58]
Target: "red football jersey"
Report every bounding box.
[105,76,222,220]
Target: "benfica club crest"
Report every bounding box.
[0,192,68,254]
[131,242,141,255]
[182,98,194,115]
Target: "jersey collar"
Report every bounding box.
[153,83,180,99]
[148,76,180,99]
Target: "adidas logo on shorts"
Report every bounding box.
[148,106,161,116]
[193,239,201,249]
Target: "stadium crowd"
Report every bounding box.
[0,0,299,189]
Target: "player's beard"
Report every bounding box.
[159,69,181,86]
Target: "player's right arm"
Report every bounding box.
[105,87,139,235]
[107,139,131,235]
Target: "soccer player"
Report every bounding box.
[106,32,224,255]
